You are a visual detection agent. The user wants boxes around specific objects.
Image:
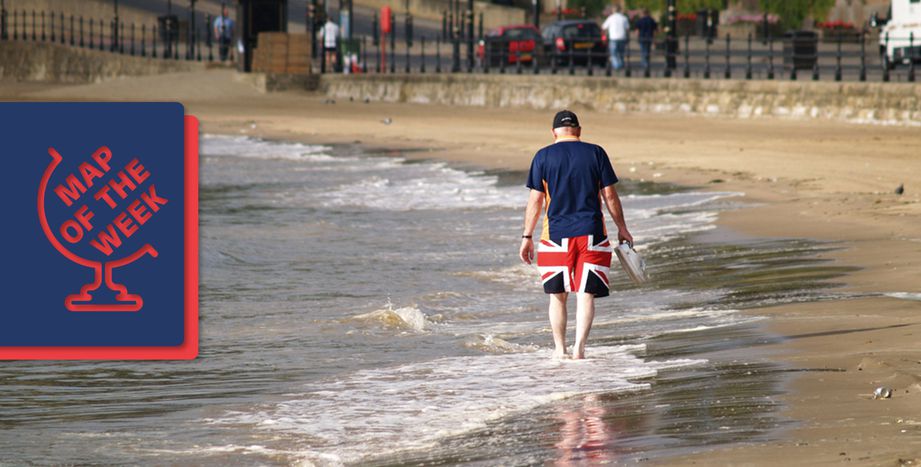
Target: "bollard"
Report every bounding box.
[745,33,752,79]
[767,34,774,79]
[835,35,842,81]
[724,34,731,79]
[859,31,866,81]
[683,34,690,78]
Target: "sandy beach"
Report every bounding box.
[7,69,921,464]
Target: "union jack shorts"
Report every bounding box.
[537,235,613,297]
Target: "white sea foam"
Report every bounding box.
[345,303,435,332]
[211,344,705,465]
[886,292,921,301]
[202,134,335,161]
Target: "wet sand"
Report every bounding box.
[6,69,921,464]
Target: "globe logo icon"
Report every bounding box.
[38,145,168,312]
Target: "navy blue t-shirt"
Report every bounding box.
[526,140,618,242]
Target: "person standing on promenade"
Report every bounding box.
[602,5,630,71]
[212,3,235,62]
[319,16,341,72]
[519,111,633,360]
[635,9,658,69]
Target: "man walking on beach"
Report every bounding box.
[520,111,632,360]
[602,5,630,71]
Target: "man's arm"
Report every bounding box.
[519,189,544,264]
[601,184,633,245]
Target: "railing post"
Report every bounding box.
[141,24,146,56]
[69,14,73,45]
[883,32,890,82]
[89,18,93,48]
[767,33,774,79]
[420,35,426,73]
[859,31,866,82]
[643,37,651,78]
[152,24,157,58]
[60,12,65,44]
[13,9,17,41]
[551,46,558,74]
[724,33,731,79]
[910,32,916,83]
[746,32,752,79]
[625,40,632,77]
[568,43,574,75]
[50,10,54,42]
[436,38,441,73]
[500,39,506,74]
[704,36,711,79]
[585,44,592,76]
[663,35,671,78]
[41,10,45,42]
[362,35,368,73]
[390,13,396,73]
[99,18,104,51]
[834,35,842,81]
[533,47,540,74]
[683,33,690,78]
[31,10,35,41]
[205,13,212,61]
[812,61,819,80]
[130,22,135,56]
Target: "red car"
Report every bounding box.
[476,25,542,67]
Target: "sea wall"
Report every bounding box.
[0,41,205,84]
[320,73,921,126]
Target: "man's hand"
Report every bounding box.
[520,238,535,265]
[617,227,633,246]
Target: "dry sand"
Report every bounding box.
[6,69,921,464]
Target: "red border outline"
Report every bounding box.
[0,115,200,360]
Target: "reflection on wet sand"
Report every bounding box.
[554,393,619,465]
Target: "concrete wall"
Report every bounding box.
[320,74,921,126]
[0,41,205,84]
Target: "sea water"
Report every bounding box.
[0,135,857,465]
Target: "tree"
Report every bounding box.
[569,0,609,18]
[758,0,835,29]
[625,0,725,14]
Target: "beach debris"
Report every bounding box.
[873,386,893,399]
[323,98,336,104]
[364,97,371,103]
[381,117,393,125]
[895,183,904,195]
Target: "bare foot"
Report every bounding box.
[572,343,586,360]
[551,348,569,360]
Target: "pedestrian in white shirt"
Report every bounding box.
[318,17,340,71]
[601,5,630,71]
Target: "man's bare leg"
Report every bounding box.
[549,292,569,359]
[573,292,596,359]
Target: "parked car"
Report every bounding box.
[540,20,608,66]
[477,25,542,67]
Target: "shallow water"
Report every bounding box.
[0,136,857,465]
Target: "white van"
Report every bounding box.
[874,0,921,69]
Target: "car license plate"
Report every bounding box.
[520,53,532,60]
[574,42,593,49]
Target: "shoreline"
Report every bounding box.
[7,71,921,463]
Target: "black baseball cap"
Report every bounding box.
[552,110,580,129]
